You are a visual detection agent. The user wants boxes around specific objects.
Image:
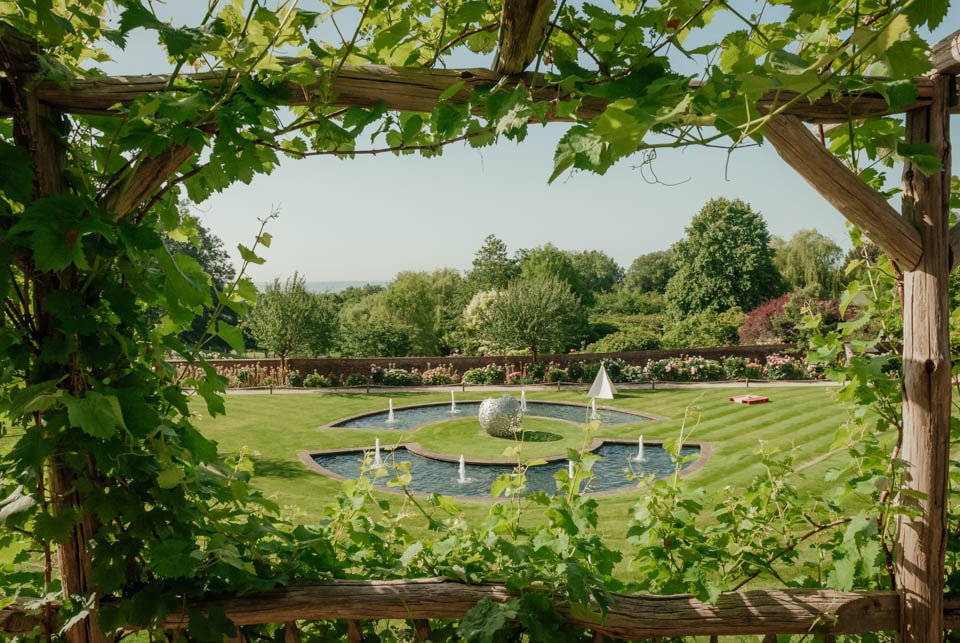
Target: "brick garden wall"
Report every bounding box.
[178,344,797,382]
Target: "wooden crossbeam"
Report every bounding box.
[164,582,898,636]
[930,28,960,76]
[5,580,960,636]
[3,62,939,124]
[101,139,204,219]
[763,114,923,270]
[493,0,554,74]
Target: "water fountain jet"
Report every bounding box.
[633,436,645,463]
[386,399,396,423]
[450,390,459,414]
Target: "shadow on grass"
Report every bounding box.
[515,430,563,443]
[254,457,311,480]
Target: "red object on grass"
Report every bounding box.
[729,394,770,405]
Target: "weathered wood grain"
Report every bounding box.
[896,73,953,642]
[493,0,554,74]
[763,113,923,270]
[7,63,938,124]
[99,128,212,219]
[6,582,960,636]
[160,582,903,636]
[930,28,960,75]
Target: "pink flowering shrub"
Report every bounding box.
[764,354,808,380]
[422,365,456,385]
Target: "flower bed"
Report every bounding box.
[642,354,812,382]
[176,350,820,389]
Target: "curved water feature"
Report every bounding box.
[304,441,702,497]
[332,401,656,431]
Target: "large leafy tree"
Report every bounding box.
[244,273,338,367]
[339,270,466,356]
[665,199,786,318]
[338,319,413,357]
[469,234,519,291]
[520,244,592,305]
[568,249,624,294]
[480,276,584,359]
[624,250,675,294]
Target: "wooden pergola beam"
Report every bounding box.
[9,580,960,636]
[0,63,941,124]
[763,113,923,269]
[101,140,202,218]
[930,27,960,75]
[493,0,554,74]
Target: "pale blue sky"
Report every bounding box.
[101,2,960,281]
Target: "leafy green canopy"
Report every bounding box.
[665,198,786,317]
[479,275,585,358]
[773,228,845,298]
[245,272,338,362]
[0,0,950,638]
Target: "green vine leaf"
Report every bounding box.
[65,392,124,439]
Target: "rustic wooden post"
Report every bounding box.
[895,73,952,641]
[5,49,109,642]
[412,619,432,641]
[347,619,363,642]
[283,622,303,643]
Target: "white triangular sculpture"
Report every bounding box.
[587,364,617,399]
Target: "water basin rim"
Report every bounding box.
[300,437,706,466]
[297,440,712,502]
[326,400,668,429]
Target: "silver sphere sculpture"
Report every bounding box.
[478,395,523,438]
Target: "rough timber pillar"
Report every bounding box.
[6,63,108,643]
[896,73,952,641]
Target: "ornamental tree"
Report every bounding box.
[665,198,786,318]
[244,273,339,367]
[480,276,584,359]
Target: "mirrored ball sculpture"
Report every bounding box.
[478,395,522,438]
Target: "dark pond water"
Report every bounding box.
[312,443,699,497]
[332,401,653,431]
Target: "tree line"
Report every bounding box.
[182,197,853,362]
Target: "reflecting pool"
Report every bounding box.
[311,442,699,497]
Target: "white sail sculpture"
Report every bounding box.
[587,364,617,400]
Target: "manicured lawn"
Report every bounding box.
[192,385,853,553]
[411,416,591,461]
